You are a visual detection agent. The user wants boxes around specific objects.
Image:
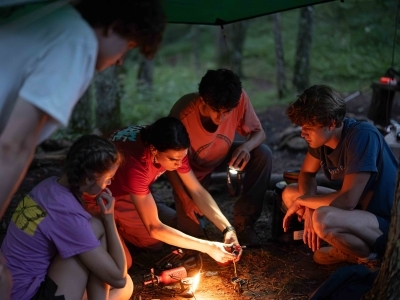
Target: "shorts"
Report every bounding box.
[31,276,65,300]
[372,215,389,255]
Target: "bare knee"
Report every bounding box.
[121,238,133,269]
[124,275,134,299]
[313,207,336,239]
[108,275,133,299]
[281,184,301,209]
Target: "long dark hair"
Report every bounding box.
[140,117,190,152]
[63,135,122,193]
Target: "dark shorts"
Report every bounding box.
[31,276,65,300]
[372,215,389,255]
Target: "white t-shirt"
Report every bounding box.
[0,0,52,6]
[0,3,97,143]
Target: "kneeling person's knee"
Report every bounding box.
[313,207,334,238]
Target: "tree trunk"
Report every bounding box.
[216,25,231,69]
[191,25,201,76]
[94,66,122,134]
[137,55,154,88]
[215,22,248,78]
[230,21,248,78]
[68,82,95,134]
[137,55,154,106]
[271,13,287,99]
[293,6,314,93]
[362,168,400,299]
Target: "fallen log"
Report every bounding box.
[30,149,68,169]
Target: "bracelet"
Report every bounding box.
[222,225,236,236]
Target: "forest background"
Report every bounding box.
[56,1,400,298]
[3,1,400,299]
[51,0,399,138]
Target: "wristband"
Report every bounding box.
[222,225,236,236]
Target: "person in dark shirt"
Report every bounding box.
[282,85,398,265]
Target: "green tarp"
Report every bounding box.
[162,0,338,25]
[0,1,340,26]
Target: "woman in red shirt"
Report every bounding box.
[106,117,242,267]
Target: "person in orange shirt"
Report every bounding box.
[168,69,272,246]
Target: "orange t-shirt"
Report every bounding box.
[169,90,262,181]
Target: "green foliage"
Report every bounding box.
[120,0,399,124]
[121,58,203,125]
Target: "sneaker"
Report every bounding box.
[236,225,261,246]
[313,246,359,265]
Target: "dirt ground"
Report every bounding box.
[1,87,399,300]
[128,180,341,300]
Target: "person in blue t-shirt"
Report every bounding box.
[282,85,398,265]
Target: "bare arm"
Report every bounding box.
[315,172,371,210]
[78,190,127,288]
[0,97,48,218]
[131,190,237,264]
[178,170,233,232]
[229,130,266,170]
[295,152,372,210]
[297,152,320,196]
[284,152,371,252]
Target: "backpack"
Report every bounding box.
[309,265,378,300]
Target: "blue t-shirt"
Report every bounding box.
[308,118,398,221]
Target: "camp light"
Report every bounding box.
[227,166,243,196]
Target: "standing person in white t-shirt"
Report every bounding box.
[0,0,166,230]
[0,0,165,297]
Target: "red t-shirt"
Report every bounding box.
[169,90,262,181]
[107,125,191,197]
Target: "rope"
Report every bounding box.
[220,24,233,70]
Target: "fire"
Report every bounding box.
[191,273,200,292]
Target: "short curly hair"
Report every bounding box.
[75,0,166,59]
[198,69,242,111]
[286,85,346,128]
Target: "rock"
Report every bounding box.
[286,136,308,151]
[278,125,308,151]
